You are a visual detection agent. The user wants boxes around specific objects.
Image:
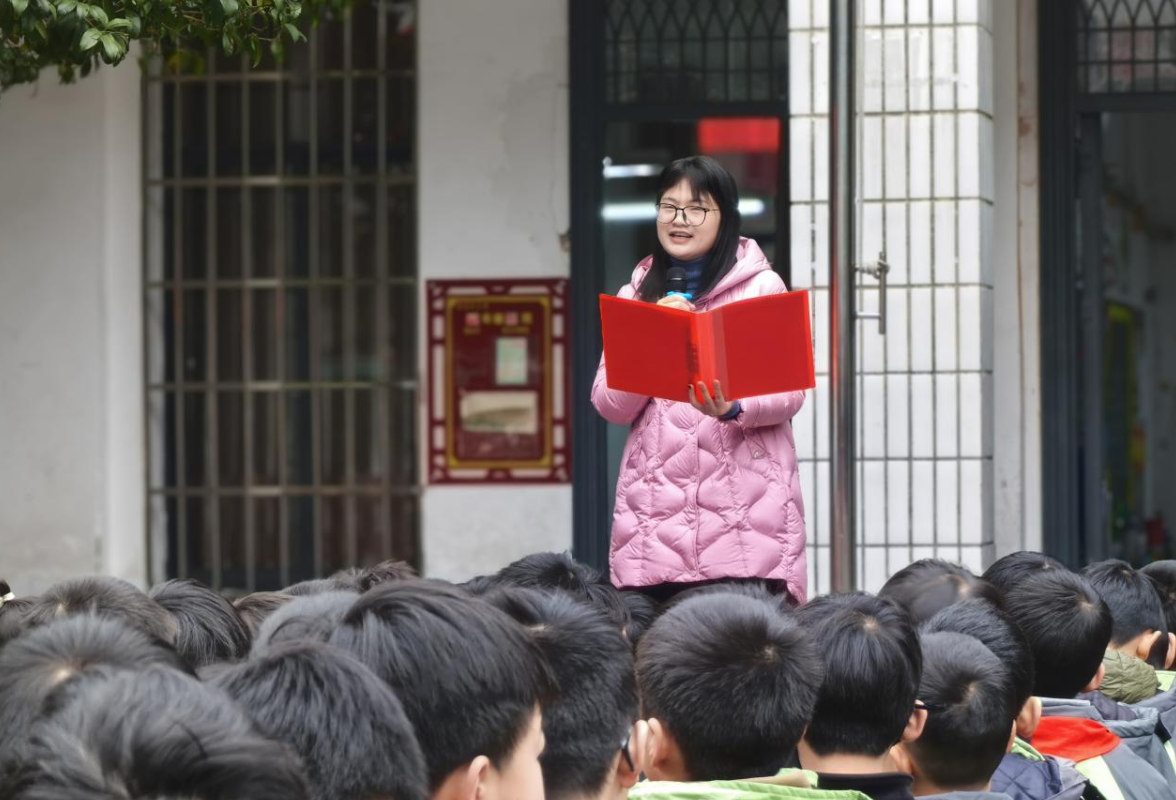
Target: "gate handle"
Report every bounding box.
[856,252,889,335]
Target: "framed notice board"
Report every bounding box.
[426,279,570,484]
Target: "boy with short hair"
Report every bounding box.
[20,575,179,644]
[1081,561,1174,695]
[1003,570,1176,800]
[794,592,925,800]
[483,586,643,800]
[879,559,1002,625]
[149,578,252,668]
[215,641,428,800]
[893,632,1018,799]
[329,580,551,800]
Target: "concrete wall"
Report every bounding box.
[0,64,144,594]
[416,0,572,581]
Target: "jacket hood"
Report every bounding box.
[629,238,773,300]
[1100,650,1160,704]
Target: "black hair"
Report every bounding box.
[620,591,658,647]
[0,615,190,767]
[1002,570,1113,698]
[1140,561,1176,634]
[667,580,792,614]
[0,596,36,648]
[795,592,922,758]
[3,666,309,800]
[922,598,1035,712]
[1082,560,1169,666]
[458,574,500,596]
[285,575,361,596]
[356,560,419,592]
[329,580,553,791]
[637,593,822,781]
[253,591,358,654]
[214,642,427,800]
[880,559,1003,624]
[636,156,743,303]
[148,579,251,668]
[906,632,1018,790]
[482,587,639,800]
[491,552,631,634]
[233,591,294,638]
[20,576,179,645]
[982,552,1067,594]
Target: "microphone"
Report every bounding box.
[666,266,692,300]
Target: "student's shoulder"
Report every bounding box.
[629,772,872,800]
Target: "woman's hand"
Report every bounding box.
[688,380,734,417]
[656,295,695,312]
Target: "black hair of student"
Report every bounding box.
[482,587,639,800]
[329,580,554,791]
[906,632,1018,790]
[667,579,792,614]
[492,552,632,633]
[981,551,1067,595]
[285,574,361,596]
[879,559,1004,625]
[1081,560,1170,665]
[620,590,658,647]
[794,592,922,758]
[148,579,251,668]
[252,590,358,654]
[0,596,36,648]
[458,574,500,596]
[214,642,427,800]
[636,156,743,303]
[233,591,294,638]
[0,615,191,767]
[1140,561,1176,634]
[922,598,1035,712]
[1003,570,1113,698]
[356,560,419,592]
[637,592,823,781]
[3,666,309,800]
[20,576,179,645]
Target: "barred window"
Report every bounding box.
[1078,0,1176,94]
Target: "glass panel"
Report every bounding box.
[387,76,414,173]
[387,0,415,70]
[284,81,312,175]
[255,498,282,589]
[322,495,349,573]
[183,392,207,487]
[218,392,245,486]
[180,83,208,177]
[355,389,381,484]
[355,286,379,380]
[318,79,346,174]
[388,185,415,278]
[181,289,207,382]
[322,10,346,72]
[390,493,419,564]
[286,287,312,380]
[253,391,281,485]
[215,83,243,176]
[285,188,311,278]
[390,386,416,485]
[184,496,207,581]
[220,497,247,587]
[161,83,175,179]
[286,391,315,485]
[287,496,316,583]
[319,287,346,379]
[321,389,347,484]
[355,183,378,280]
[389,284,415,380]
[357,495,386,566]
[217,188,243,280]
[353,1,379,69]
[354,78,380,174]
[249,83,278,176]
[181,188,208,280]
[251,188,277,277]
[217,290,244,382]
[319,185,345,277]
[252,289,279,381]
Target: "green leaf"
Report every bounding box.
[10,0,28,16]
[78,26,100,50]
[219,0,237,14]
[221,29,233,54]
[87,3,104,23]
[284,21,303,41]
[56,0,76,15]
[106,16,130,29]
[99,31,120,60]
[126,12,139,34]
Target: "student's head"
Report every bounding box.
[1082,560,1173,669]
[879,559,1003,624]
[285,575,361,597]
[357,559,419,592]
[5,666,309,800]
[981,551,1067,594]
[1002,570,1113,698]
[897,633,1018,795]
[492,552,630,636]
[1141,560,1176,635]
[667,580,788,612]
[21,576,179,644]
[253,590,358,653]
[215,642,427,800]
[0,615,190,765]
[620,591,658,648]
[329,580,551,800]
[638,156,742,302]
[234,591,294,638]
[922,598,1039,738]
[0,595,36,647]
[148,578,251,668]
[483,587,641,800]
[794,592,924,763]
[636,592,821,782]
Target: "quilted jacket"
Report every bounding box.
[592,238,808,605]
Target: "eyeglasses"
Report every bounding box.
[619,726,635,772]
[915,701,948,714]
[656,202,715,226]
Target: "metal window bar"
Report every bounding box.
[145,0,420,592]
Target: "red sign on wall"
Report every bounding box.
[426,279,570,484]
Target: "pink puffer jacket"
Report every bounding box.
[593,238,808,605]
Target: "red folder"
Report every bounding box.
[600,291,816,403]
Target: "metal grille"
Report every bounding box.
[791,0,996,594]
[603,0,790,104]
[1077,0,1176,94]
[142,0,419,593]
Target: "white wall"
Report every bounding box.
[416,0,571,581]
[0,65,144,594]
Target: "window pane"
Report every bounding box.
[356,286,379,380]
[255,498,282,589]
[184,496,207,581]
[286,391,315,485]
[252,289,279,381]
[220,497,247,589]
[353,1,379,69]
[180,83,207,177]
[389,285,415,380]
[322,495,348,574]
[286,287,312,381]
[183,392,207,488]
[388,186,415,279]
[319,287,346,379]
[286,496,316,582]
[180,189,208,281]
[181,289,207,382]
[253,391,281,486]
[251,188,277,277]
[284,81,312,176]
[215,83,243,176]
[217,188,243,280]
[285,188,311,278]
[354,78,379,174]
[218,392,245,487]
[357,495,386,566]
[217,289,244,382]
[319,185,345,277]
[387,1,415,71]
[355,183,378,280]
[387,76,414,174]
[355,389,382,484]
[318,79,346,174]
[321,389,347,485]
[249,83,278,176]
[390,386,416,485]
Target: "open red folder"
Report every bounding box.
[600,291,816,403]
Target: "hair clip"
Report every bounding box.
[0,580,13,609]
[914,700,948,714]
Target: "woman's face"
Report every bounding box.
[656,179,721,262]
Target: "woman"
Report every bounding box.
[592,156,807,606]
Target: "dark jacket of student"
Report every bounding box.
[991,739,1088,800]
